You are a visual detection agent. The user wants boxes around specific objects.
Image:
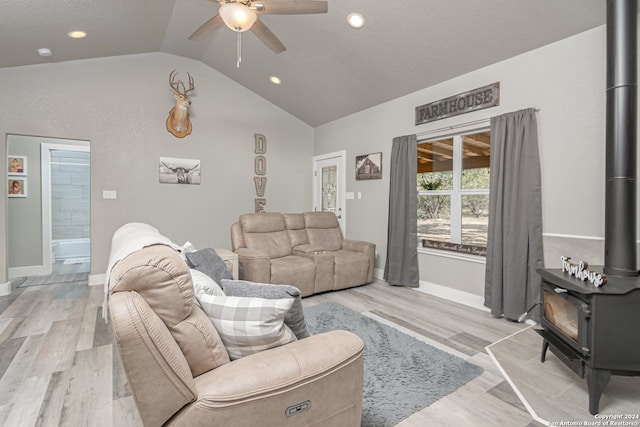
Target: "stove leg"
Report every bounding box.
[541,338,549,362]
[586,367,611,415]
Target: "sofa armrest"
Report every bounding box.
[342,240,376,282]
[177,330,364,426]
[194,330,363,399]
[342,239,374,254]
[235,248,271,283]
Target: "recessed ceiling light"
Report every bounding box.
[68,30,87,39]
[37,48,53,57]
[347,13,365,29]
[270,76,282,85]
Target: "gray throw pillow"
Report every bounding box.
[186,248,233,283]
[220,279,311,339]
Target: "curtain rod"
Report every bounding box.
[416,107,540,138]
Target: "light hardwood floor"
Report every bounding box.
[0,268,544,426]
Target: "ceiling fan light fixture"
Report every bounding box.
[347,13,365,29]
[220,3,257,32]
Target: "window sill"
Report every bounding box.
[418,247,486,264]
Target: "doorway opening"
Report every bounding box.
[7,135,90,285]
[48,147,91,271]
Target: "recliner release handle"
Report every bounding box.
[285,400,311,417]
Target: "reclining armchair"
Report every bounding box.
[108,231,364,426]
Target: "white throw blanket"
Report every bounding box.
[102,222,182,321]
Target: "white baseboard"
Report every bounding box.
[416,280,489,312]
[89,273,105,286]
[9,264,51,279]
[0,281,11,296]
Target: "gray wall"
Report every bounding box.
[1,52,313,279]
[314,24,640,298]
[7,137,42,268]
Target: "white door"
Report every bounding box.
[312,151,346,234]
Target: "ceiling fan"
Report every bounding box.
[189,0,328,66]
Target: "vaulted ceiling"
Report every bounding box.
[1,0,605,126]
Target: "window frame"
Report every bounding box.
[417,126,490,256]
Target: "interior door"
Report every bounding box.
[313,151,346,233]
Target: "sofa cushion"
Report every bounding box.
[332,250,370,290]
[109,245,230,376]
[186,248,234,283]
[240,213,293,259]
[221,279,311,339]
[195,293,297,360]
[240,212,286,233]
[243,230,293,259]
[304,212,344,252]
[284,213,309,247]
[270,256,316,297]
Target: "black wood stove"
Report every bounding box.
[536,0,640,415]
[537,270,640,414]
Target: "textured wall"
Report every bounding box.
[1,53,313,278]
[7,137,42,268]
[314,24,639,298]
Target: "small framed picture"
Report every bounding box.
[159,157,201,185]
[8,177,27,198]
[8,156,27,176]
[355,152,382,180]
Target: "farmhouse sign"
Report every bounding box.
[561,256,607,287]
[415,82,500,125]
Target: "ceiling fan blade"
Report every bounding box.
[250,19,286,53]
[253,0,328,15]
[189,14,224,40]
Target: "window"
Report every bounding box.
[417,130,490,255]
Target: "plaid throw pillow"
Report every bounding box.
[220,279,311,340]
[196,293,297,360]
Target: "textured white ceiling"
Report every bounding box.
[1,0,606,126]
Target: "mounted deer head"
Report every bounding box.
[166,70,195,138]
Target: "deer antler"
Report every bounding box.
[169,69,195,96]
[184,73,195,96]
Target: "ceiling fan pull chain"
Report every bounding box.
[236,29,242,68]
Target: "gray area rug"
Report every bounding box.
[304,302,484,427]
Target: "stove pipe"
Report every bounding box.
[604,0,639,277]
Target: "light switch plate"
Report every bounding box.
[103,190,117,199]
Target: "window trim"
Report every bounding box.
[418,246,487,264]
[417,126,490,254]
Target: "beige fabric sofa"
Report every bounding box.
[230,212,375,297]
[107,225,364,426]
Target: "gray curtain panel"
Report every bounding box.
[484,108,544,321]
[384,134,419,287]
